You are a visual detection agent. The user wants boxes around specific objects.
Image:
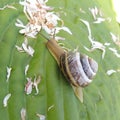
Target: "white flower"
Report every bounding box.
[16,0,72,38]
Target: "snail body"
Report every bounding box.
[46,39,98,87]
[46,39,98,102]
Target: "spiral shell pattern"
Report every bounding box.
[46,39,98,88]
[60,51,98,87]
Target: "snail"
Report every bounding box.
[45,38,98,102]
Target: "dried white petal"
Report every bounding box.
[89,6,103,20]
[36,113,46,120]
[80,19,106,59]
[45,12,61,25]
[3,93,11,107]
[104,42,111,46]
[89,7,107,24]
[48,105,54,111]
[15,19,26,28]
[25,64,29,75]
[89,6,99,20]
[106,69,116,76]
[91,40,106,59]
[109,47,120,58]
[16,38,34,56]
[54,36,65,41]
[25,78,33,95]
[79,8,86,13]
[33,76,41,95]
[80,19,92,41]
[110,32,120,46]
[55,26,72,35]
[110,32,119,42]
[15,45,24,52]
[16,0,71,38]
[6,67,12,82]
[93,17,105,24]
[0,4,17,10]
[21,108,26,120]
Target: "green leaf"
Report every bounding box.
[0,0,120,120]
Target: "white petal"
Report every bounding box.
[25,78,33,95]
[80,19,92,41]
[15,19,25,28]
[6,67,12,82]
[33,76,41,95]
[15,45,24,52]
[21,108,26,120]
[109,47,120,58]
[22,39,35,56]
[104,42,111,46]
[25,64,29,75]
[19,29,27,34]
[28,46,35,56]
[110,32,118,42]
[3,93,11,107]
[0,4,17,10]
[42,25,52,34]
[57,27,72,35]
[36,113,46,120]
[106,69,116,76]
[54,36,65,41]
[91,40,106,59]
[93,17,105,24]
[48,105,54,111]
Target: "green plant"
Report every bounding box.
[0,0,120,120]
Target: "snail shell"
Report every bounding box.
[46,39,98,87]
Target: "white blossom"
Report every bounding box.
[15,0,71,38]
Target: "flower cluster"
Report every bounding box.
[15,0,72,39]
